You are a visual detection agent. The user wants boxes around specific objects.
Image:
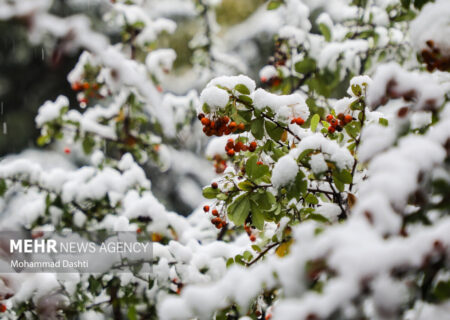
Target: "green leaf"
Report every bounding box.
[297,149,313,162]
[287,171,307,200]
[235,254,245,265]
[345,121,361,139]
[307,213,330,223]
[333,174,345,192]
[351,84,362,97]
[202,103,211,113]
[319,23,331,42]
[243,250,253,261]
[0,179,7,197]
[202,187,219,199]
[252,244,261,253]
[235,84,250,95]
[349,99,363,111]
[127,305,138,320]
[265,120,284,141]
[238,181,254,191]
[37,135,51,146]
[347,142,356,151]
[217,193,228,200]
[310,114,320,132]
[226,257,234,267]
[334,169,353,184]
[251,117,265,140]
[82,135,96,155]
[267,0,282,10]
[305,193,319,205]
[236,110,252,124]
[250,191,272,210]
[238,95,253,105]
[246,155,270,181]
[294,58,316,74]
[433,280,450,301]
[227,194,251,226]
[250,201,265,230]
[379,118,389,126]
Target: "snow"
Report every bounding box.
[35,95,69,127]
[278,26,306,47]
[367,63,445,111]
[200,86,229,110]
[316,203,340,223]
[206,75,256,94]
[253,89,310,121]
[309,153,328,174]
[410,0,450,52]
[2,0,450,318]
[145,49,177,76]
[271,155,298,188]
[290,134,354,170]
[259,65,278,81]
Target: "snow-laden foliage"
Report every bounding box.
[0,0,449,319]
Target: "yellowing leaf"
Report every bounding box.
[347,193,357,209]
[281,130,288,142]
[276,239,293,257]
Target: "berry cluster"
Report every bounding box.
[244,224,256,242]
[71,81,103,105]
[421,40,450,72]
[225,139,257,157]
[212,155,227,174]
[326,113,353,133]
[198,113,245,137]
[203,204,227,229]
[290,117,305,126]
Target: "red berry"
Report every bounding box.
[250,235,256,242]
[201,118,210,126]
[226,139,234,149]
[227,149,235,157]
[290,119,296,124]
[71,82,82,91]
[256,161,263,166]
[344,115,353,123]
[136,227,142,234]
[249,141,257,152]
[326,114,333,122]
[83,82,90,90]
[330,119,338,127]
[222,116,229,123]
[64,147,71,154]
[229,122,237,132]
[261,76,267,83]
[328,126,336,133]
[234,141,244,152]
[212,209,219,216]
[198,113,205,120]
[295,117,305,125]
[203,205,210,212]
[211,182,218,189]
[0,304,6,313]
[337,113,345,121]
[237,123,245,131]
